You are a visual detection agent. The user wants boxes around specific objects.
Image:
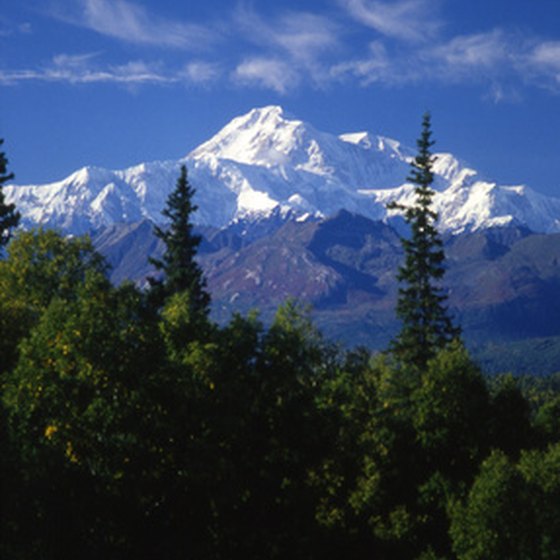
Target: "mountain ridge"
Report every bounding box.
[87,210,560,373]
[6,105,560,235]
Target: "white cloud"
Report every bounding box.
[231,4,342,88]
[233,58,299,94]
[428,29,512,76]
[233,2,342,89]
[331,28,551,101]
[531,42,560,69]
[529,41,560,85]
[181,61,222,85]
[57,0,216,50]
[427,31,560,96]
[330,41,400,84]
[6,2,560,100]
[341,0,442,42]
[235,6,341,60]
[52,52,101,68]
[0,70,42,84]
[0,54,175,85]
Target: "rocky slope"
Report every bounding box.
[90,211,560,373]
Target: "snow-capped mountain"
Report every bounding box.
[6,105,560,235]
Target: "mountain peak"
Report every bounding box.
[245,104,290,123]
[189,105,314,167]
[221,105,292,134]
[66,165,116,186]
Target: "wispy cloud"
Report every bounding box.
[0,52,229,89]
[484,83,522,105]
[341,0,442,43]
[0,53,175,85]
[181,61,222,85]
[52,52,100,69]
[231,4,342,89]
[425,30,560,98]
[330,41,402,85]
[233,57,300,94]
[234,5,341,60]
[528,41,560,87]
[6,1,560,101]
[54,0,217,50]
[330,26,560,101]
[428,30,513,79]
[531,42,560,69]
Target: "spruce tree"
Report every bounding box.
[149,164,210,313]
[0,139,20,247]
[388,113,459,368]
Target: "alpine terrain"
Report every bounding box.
[6,105,560,235]
[6,106,560,373]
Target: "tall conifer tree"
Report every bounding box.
[0,139,20,247]
[149,164,210,313]
[388,113,459,368]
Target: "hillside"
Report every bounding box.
[90,211,560,373]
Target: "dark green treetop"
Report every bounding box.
[388,113,459,368]
[0,139,20,247]
[149,164,210,313]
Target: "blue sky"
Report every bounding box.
[2,0,560,197]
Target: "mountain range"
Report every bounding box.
[7,105,560,236]
[6,106,560,374]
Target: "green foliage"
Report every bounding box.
[0,138,20,247]
[2,276,168,556]
[411,342,490,482]
[208,301,336,559]
[311,347,375,539]
[0,229,107,372]
[450,450,532,560]
[4,282,160,474]
[388,114,459,368]
[0,228,106,309]
[450,445,560,559]
[313,343,493,559]
[160,289,215,363]
[150,164,210,313]
[534,394,560,444]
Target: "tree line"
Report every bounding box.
[2,119,560,559]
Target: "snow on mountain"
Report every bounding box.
[5,105,560,235]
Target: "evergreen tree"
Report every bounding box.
[149,164,210,313]
[388,113,459,368]
[0,139,20,247]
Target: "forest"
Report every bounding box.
[2,121,560,560]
